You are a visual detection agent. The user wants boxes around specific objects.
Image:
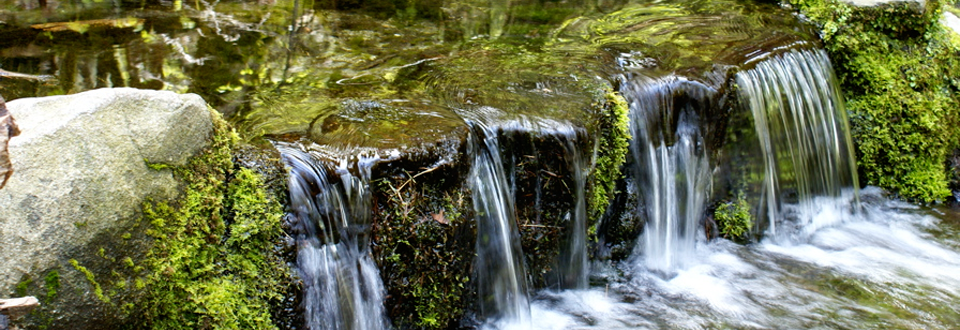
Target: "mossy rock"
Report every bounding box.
[3,89,292,329]
[787,0,960,202]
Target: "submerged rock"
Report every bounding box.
[0,88,213,328]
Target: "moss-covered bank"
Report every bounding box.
[787,0,960,202]
[135,110,291,329]
[12,109,292,329]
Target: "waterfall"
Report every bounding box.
[554,131,588,290]
[735,48,860,238]
[622,75,713,273]
[469,121,532,326]
[279,144,390,330]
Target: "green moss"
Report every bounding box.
[372,173,473,330]
[137,109,288,329]
[44,270,60,303]
[588,91,631,227]
[715,194,753,240]
[69,259,109,303]
[145,160,172,171]
[15,277,32,297]
[788,0,960,202]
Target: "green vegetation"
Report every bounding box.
[136,109,289,329]
[796,272,960,328]
[145,160,172,171]
[69,259,109,303]
[788,0,960,202]
[373,175,473,330]
[588,91,631,226]
[715,194,753,240]
[15,277,32,297]
[44,270,60,303]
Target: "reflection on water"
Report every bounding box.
[0,0,617,118]
[0,0,811,144]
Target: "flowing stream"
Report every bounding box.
[472,117,591,328]
[280,144,390,330]
[554,131,589,291]
[526,188,960,329]
[508,48,960,330]
[621,75,713,274]
[469,121,533,326]
[736,49,860,238]
[5,1,960,328]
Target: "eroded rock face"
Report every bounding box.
[0,88,212,328]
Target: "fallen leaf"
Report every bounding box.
[432,209,448,225]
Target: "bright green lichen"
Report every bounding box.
[137,109,288,329]
[588,91,631,225]
[788,0,960,202]
[144,160,172,171]
[70,259,109,303]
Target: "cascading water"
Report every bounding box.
[503,119,590,290]
[621,75,713,273]
[469,120,532,326]
[280,144,390,330]
[736,48,860,237]
[472,117,590,328]
[554,131,588,290]
[521,48,960,330]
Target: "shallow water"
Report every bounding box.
[497,187,960,330]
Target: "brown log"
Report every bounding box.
[30,18,144,32]
[0,68,51,82]
[0,296,39,320]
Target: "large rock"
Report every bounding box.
[944,11,960,35]
[0,88,213,327]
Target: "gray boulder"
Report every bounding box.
[944,11,960,36]
[0,88,213,327]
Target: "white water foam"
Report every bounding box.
[521,188,960,329]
